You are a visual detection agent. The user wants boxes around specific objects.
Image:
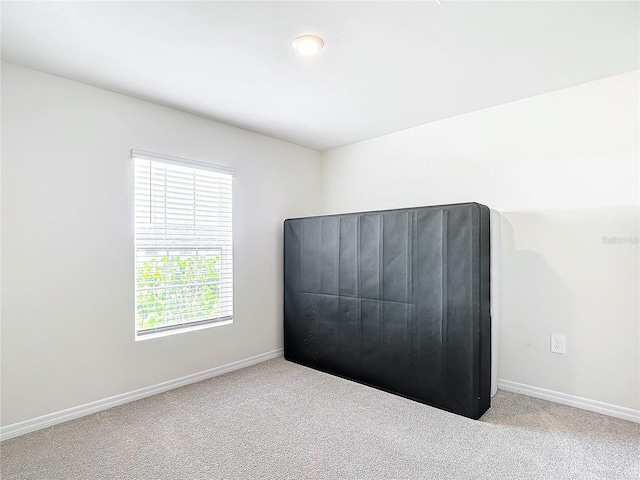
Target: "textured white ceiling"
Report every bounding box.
[2,1,638,151]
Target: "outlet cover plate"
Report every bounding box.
[551,334,566,354]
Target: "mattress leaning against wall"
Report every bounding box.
[283,202,491,419]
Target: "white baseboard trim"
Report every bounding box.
[498,378,640,423]
[0,348,284,442]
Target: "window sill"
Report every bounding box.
[135,318,233,341]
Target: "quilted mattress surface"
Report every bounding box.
[283,202,491,419]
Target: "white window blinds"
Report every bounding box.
[132,149,234,337]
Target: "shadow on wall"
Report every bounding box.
[499,213,575,391]
[497,206,639,408]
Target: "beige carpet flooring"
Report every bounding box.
[1,357,638,479]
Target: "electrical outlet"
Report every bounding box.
[551,334,566,354]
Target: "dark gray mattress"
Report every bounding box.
[283,202,491,419]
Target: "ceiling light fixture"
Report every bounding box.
[292,35,324,56]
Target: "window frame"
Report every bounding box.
[131,149,235,340]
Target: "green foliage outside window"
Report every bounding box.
[136,255,220,330]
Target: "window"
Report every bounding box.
[132,149,234,338]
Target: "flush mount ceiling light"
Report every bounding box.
[292,35,324,56]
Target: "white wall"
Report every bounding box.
[2,63,638,427]
[0,63,322,426]
[322,71,639,410]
